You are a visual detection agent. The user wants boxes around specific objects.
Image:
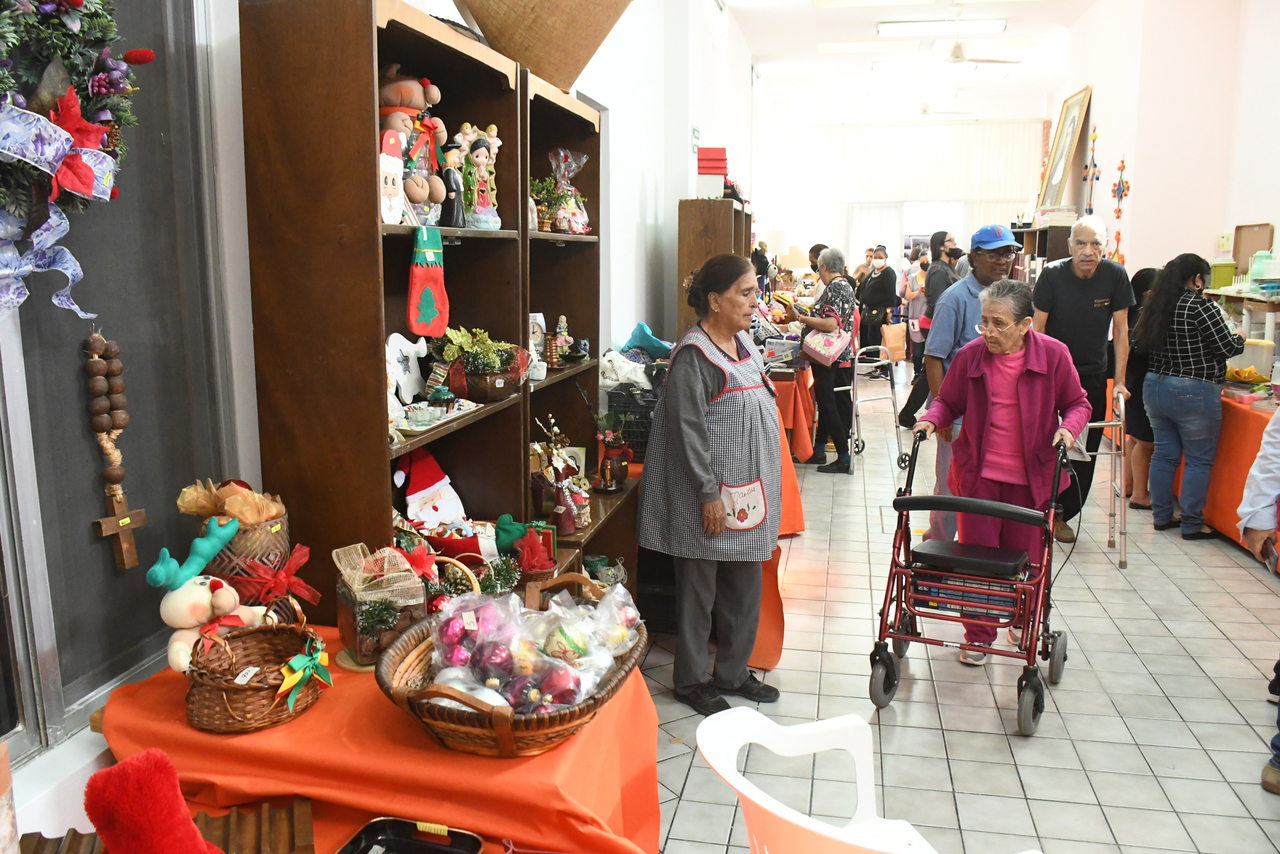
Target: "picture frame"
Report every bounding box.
[1037,86,1092,210]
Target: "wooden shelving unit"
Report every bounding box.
[528,358,598,393]
[1013,225,1070,263]
[239,0,632,623]
[675,198,753,338]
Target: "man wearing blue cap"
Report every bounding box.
[921,225,1019,542]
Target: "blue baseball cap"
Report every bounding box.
[970,224,1022,251]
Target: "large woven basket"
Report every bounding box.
[186,597,324,734]
[376,573,648,757]
[203,512,290,582]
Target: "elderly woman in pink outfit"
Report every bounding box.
[916,279,1092,665]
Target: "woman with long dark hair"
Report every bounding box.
[1123,268,1157,509]
[858,245,899,379]
[1134,254,1244,539]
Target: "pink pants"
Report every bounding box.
[957,478,1043,645]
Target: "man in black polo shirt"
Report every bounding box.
[1033,215,1135,543]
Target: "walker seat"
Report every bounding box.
[910,539,1027,579]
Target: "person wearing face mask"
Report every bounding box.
[858,245,898,379]
[785,247,857,473]
[1032,215,1135,543]
[921,225,1020,544]
[808,243,829,300]
[899,231,963,427]
[916,279,1090,664]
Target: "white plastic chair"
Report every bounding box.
[696,708,1041,854]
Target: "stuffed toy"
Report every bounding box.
[394,448,465,529]
[85,748,223,854]
[379,64,446,205]
[147,518,272,672]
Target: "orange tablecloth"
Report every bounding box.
[774,371,816,462]
[103,627,659,854]
[748,546,784,670]
[1196,397,1271,545]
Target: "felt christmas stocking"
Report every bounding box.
[407,225,448,337]
[84,748,223,854]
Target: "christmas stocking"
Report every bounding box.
[407,225,448,337]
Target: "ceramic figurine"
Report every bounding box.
[379,131,404,225]
[462,137,501,230]
[555,316,573,356]
[379,65,446,205]
[439,141,466,230]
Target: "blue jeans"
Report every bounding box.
[1144,373,1223,534]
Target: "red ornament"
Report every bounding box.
[538,662,581,705]
[123,49,156,65]
[437,615,467,647]
[109,186,119,200]
[470,640,513,685]
[426,594,451,614]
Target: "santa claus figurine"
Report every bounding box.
[394,448,465,529]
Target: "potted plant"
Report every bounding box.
[440,327,528,403]
[529,177,561,232]
[594,411,633,494]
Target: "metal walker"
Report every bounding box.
[835,345,910,470]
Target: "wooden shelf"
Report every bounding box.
[381,224,520,240]
[525,73,600,131]
[389,395,521,460]
[374,0,517,89]
[557,478,640,547]
[530,358,598,393]
[553,546,582,576]
[529,231,599,244]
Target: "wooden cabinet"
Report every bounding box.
[239,0,631,622]
[676,198,753,338]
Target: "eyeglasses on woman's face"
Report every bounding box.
[975,317,1020,336]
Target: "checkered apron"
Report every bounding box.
[638,327,782,562]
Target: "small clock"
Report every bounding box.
[529,316,546,357]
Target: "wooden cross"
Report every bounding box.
[92,493,147,569]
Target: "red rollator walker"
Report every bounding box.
[869,430,1070,736]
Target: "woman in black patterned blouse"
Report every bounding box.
[1133,253,1244,540]
[787,247,858,474]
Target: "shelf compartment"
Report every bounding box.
[376,0,517,90]
[530,358,598,393]
[556,478,639,547]
[382,225,520,240]
[525,72,600,131]
[390,394,521,459]
[529,231,599,244]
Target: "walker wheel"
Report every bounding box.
[1048,631,1068,685]
[870,659,899,709]
[891,612,916,659]
[1016,671,1045,736]
[897,453,910,470]
[853,439,866,455]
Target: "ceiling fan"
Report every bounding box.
[945,41,1020,64]
[920,102,972,116]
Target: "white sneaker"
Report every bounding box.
[1008,627,1023,646]
[960,646,989,666]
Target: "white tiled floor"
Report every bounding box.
[646,371,1280,854]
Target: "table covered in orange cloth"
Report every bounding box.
[1192,397,1272,545]
[102,627,659,854]
[773,370,816,462]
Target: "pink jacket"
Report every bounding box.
[921,330,1091,509]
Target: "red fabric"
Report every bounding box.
[924,331,1090,509]
[395,448,448,505]
[103,627,659,854]
[85,749,223,854]
[514,528,556,572]
[229,544,322,605]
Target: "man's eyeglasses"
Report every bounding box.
[975,319,1018,336]
[976,247,1019,260]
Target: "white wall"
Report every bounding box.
[1227,0,1280,231]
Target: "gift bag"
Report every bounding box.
[880,321,907,362]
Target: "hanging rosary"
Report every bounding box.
[84,332,147,568]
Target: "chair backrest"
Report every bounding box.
[696,708,896,854]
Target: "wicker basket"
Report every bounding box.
[376,573,648,757]
[186,597,325,734]
[203,512,290,581]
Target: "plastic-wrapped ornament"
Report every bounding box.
[426,595,451,614]
[511,638,541,676]
[619,604,640,629]
[470,640,513,687]
[472,601,502,637]
[501,673,543,710]
[437,615,467,648]
[442,644,471,668]
[543,624,589,664]
[529,704,556,715]
[538,662,581,705]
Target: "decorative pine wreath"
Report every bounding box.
[0,0,151,221]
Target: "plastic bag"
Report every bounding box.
[431,592,523,671]
[430,666,511,711]
[593,584,643,657]
[549,148,590,235]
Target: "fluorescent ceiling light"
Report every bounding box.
[819,40,921,53]
[878,19,1007,38]
[814,0,932,7]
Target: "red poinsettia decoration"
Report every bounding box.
[514,529,556,574]
[230,544,322,606]
[393,544,439,583]
[48,87,106,201]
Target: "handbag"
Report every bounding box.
[801,314,852,367]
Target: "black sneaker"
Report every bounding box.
[717,672,780,703]
[801,453,827,465]
[673,682,731,716]
[898,412,917,430]
[817,457,851,474]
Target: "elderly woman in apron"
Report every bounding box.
[639,254,783,716]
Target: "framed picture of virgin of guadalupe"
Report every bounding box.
[1038,86,1092,209]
